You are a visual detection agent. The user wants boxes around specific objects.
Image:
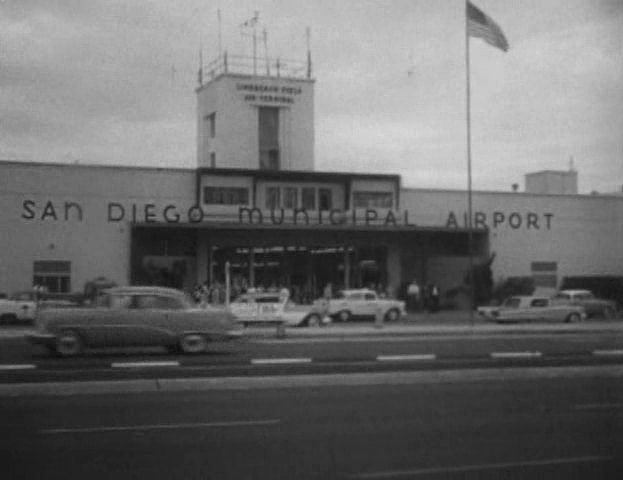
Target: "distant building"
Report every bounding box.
[525,169,578,195]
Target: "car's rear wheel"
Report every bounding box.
[179,334,208,354]
[305,314,321,327]
[55,330,83,357]
[566,312,581,323]
[385,309,400,322]
[0,314,18,325]
[337,310,351,322]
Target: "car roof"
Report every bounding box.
[105,286,186,297]
[340,289,375,294]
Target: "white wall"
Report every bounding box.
[0,162,196,294]
[196,74,315,171]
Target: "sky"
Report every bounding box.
[1,0,622,194]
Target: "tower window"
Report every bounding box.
[259,107,280,170]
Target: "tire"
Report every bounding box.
[337,310,351,322]
[179,334,208,354]
[566,312,581,323]
[55,330,83,357]
[305,314,321,327]
[0,313,18,325]
[385,309,400,322]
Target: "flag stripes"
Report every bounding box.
[467,1,509,52]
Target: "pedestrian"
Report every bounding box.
[407,279,420,312]
[431,284,440,313]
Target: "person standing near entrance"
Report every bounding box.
[407,279,420,313]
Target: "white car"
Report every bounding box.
[229,291,329,327]
[327,289,406,322]
[0,292,37,324]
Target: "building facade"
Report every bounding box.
[1,52,622,303]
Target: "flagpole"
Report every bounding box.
[465,0,475,326]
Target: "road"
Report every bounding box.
[1,366,622,479]
[1,322,623,383]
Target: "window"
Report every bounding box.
[531,261,557,288]
[364,293,376,301]
[319,188,332,211]
[284,187,298,209]
[266,187,281,209]
[210,152,216,168]
[33,261,70,293]
[204,187,249,205]
[259,107,280,170]
[302,187,316,210]
[353,191,393,208]
[206,113,216,138]
[109,294,132,310]
[531,298,548,307]
[135,295,183,310]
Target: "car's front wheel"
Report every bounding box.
[55,330,83,357]
[385,309,400,322]
[337,310,351,322]
[179,334,208,354]
[305,314,321,327]
[566,312,581,323]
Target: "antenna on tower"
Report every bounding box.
[306,27,312,78]
[240,11,260,76]
[262,28,270,75]
[217,8,222,57]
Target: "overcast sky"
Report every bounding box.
[1,0,622,193]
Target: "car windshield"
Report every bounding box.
[502,297,521,308]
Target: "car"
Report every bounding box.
[0,291,37,324]
[552,289,618,319]
[27,286,243,356]
[477,295,586,323]
[229,290,329,327]
[326,288,406,322]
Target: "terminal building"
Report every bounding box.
[1,49,622,304]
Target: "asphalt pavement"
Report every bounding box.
[2,366,622,479]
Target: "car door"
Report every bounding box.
[128,294,176,346]
[362,292,379,317]
[83,293,134,347]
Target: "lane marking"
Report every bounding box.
[344,455,614,478]
[593,349,623,356]
[111,361,180,368]
[251,358,312,365]
[40,418,281,435]
[491,351,542,359]
[0,364,36,370]
[575,403,623,410]
[376,354,436,362]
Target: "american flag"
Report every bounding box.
[467,2,509,52]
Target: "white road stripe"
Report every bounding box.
[40,419,281,435]
[111,361,180,368]
[376,354,436,362]
[345,455,614,478]
[593,349,623,356]
[491,351,542,359]
[575,403,623,410]
[251,358,312,365]
[0,364,36,370]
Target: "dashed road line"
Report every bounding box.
[376,354,436,362]
[250,358,312,365]
[111,361,181,368]
[40,418,282,434]
[0,364,36,370]
[491,351,542,359]
[593,349,623,356]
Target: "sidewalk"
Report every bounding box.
[1,310,621,340]
[248,310,623,339]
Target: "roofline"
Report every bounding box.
[0,159,194,174]
[196,167,401,184]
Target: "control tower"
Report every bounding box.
[196,24,315,171]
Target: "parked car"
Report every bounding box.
[326,288,406,322]
[477,295,586,323]
[27,286,243,356]
[229,290,329,327]
[552,289,618,319]
[0,291,37,324]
